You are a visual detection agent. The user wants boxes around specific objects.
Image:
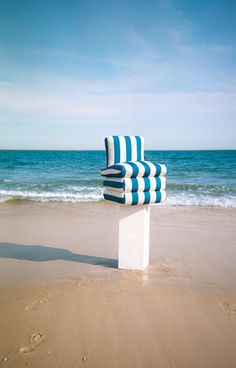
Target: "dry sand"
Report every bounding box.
[0,201,236,367]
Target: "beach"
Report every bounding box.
[1,0,236,365]
[0,201,236,367]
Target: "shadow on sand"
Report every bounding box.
[0,242,118,268]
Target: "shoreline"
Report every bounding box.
[1,196,236,208]
[1,198,236,211]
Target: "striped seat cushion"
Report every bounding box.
[101,161,168,178]
[103,176,166,193]
[105,136,144,167]
[103,189,166,205]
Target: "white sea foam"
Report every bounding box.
[0,189,236,207]
[166,193,236,208]
[0,188,103,203]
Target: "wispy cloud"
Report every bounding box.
[1,74,236,125]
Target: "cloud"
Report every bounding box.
[1,75,236,127]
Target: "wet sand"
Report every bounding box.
[0,202,236,367]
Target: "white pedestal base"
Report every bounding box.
[118,205,150,271]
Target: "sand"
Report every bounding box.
[0,201,236,367]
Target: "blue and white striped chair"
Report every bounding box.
[101,136,167,205]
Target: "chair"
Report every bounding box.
[101,136,167,205]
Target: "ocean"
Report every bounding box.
[0,150,235,207]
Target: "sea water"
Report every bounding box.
[0,150,235,207]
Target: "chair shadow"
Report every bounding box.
[0,242,118,269]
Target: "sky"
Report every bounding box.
[0,0,236,150]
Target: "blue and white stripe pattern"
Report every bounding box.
[101,160,167,178]
[105,136,144,167]
[103,176,166,193]
[101,136,167,206]
[104,189,166,205]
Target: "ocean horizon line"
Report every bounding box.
[1,148,236,152]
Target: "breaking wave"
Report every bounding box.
[0,188,103,203]
[0,188,236,207]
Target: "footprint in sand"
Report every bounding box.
[77,277,97,287]
[1,354,10,362]
[19,332,45,354]
[124,270,142,279]
[220,302,236,316]
[25,294,51,311]
[155,258,187,277]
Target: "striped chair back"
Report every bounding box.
[105,136,144,167]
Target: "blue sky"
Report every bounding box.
[0,0,236,149]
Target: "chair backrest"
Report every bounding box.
[105,136,144,167]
